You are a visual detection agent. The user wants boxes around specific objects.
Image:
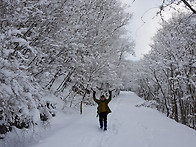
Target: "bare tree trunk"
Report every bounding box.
[45,69,61,90]
[179,99,186,125]
[173,96,179,122]
[80,92,87,115]
[57,70,74,92]
[80,77,91,114]
[153,70,170,116]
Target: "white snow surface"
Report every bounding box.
[30,91,196,147]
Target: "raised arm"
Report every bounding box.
[106,90,112,103]
[93,91,99,104]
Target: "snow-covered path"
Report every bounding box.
[30,91,196,147]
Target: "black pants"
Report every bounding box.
[99,112,108,130]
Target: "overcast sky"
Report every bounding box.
[120,0,168,60]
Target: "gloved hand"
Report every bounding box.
[109,90,112,96]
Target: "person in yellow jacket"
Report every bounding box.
[93,90,112,131]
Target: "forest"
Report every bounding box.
[0,0,195,143]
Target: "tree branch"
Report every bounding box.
[181,0,196,13]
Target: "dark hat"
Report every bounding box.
[100,95,105,98]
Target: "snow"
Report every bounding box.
[30,91,196,147]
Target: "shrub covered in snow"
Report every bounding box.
[0,57,56,139]
[135,100,159,109]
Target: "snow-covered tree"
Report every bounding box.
[132,12,196,129]
[0,0,57,140]
[0,0,134,140]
